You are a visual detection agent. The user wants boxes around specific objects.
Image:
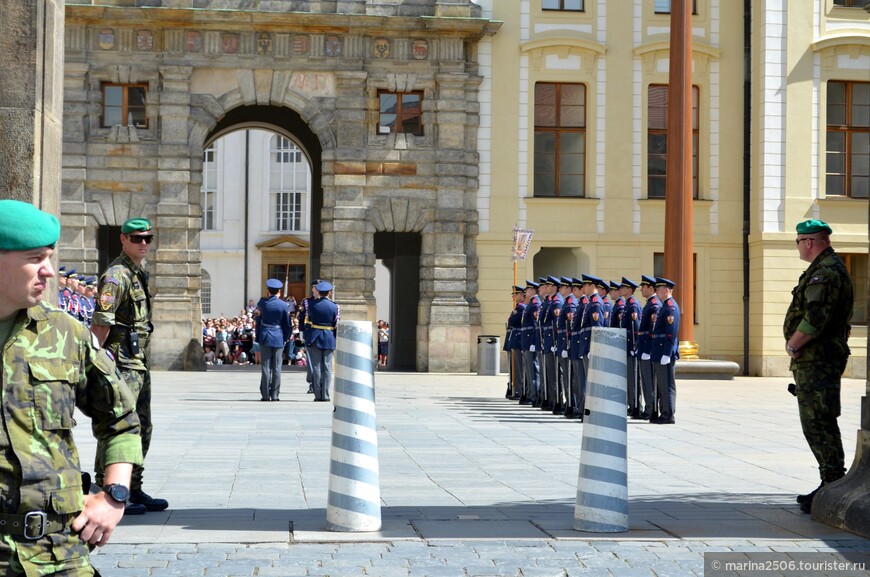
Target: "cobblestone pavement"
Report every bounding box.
[73,369,869,576]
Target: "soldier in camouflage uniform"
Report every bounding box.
[91,218,168,515]
[0,200,143,577]
[784,219,853,514]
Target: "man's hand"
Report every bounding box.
[660,356,671,365]
[72,491,125,547]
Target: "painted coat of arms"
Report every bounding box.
[98,28,115,50]
[293,35,310,55]
[412,39,429,60]
[185,31,202,53]
[324,36,341,57]
[374,38,390,59]
[137,30,154,51]
[222,33,239,54]
[257,33,272,55]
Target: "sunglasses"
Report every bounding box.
[127,234,154,244]
[795,237,815,245]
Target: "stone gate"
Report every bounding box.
[60,0,500,370]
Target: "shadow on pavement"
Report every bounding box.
[114,494,869,543]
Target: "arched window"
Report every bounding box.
[201,269,212,315]
[269,135,310,232]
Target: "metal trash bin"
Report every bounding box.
[477,335,500,376]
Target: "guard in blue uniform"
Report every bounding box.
[520,281,541,405]
[636,275,662,420]
[304,280,340,402]
[553,277,575,414]
[650,277,680,424]
[619,277,642,418]
[575,274,607,421]
[595,277,612,325]
[256,278,292,401]
[609,281,625,328]
[539,275,562,411]
[567,277,588,418]
[506,285,526,399]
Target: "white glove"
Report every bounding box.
[660,356,671,365]
[641,353,650,361]
[561,350,568,359]
[529,345,536,352]
[550,346,556,353]
[629,350,636,357]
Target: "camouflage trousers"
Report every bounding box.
[1,532,101,577]
[95,368,152,491]
[796,387,846,484]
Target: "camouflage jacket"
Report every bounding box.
[784,247,853,370]
[1,302,143,515]
[92,252,153,370]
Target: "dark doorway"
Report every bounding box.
[97,225,122,273]
[374,232,421,370]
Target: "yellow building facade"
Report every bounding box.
[477,0,868,377]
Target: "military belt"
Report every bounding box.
[260,323,280,328]
[0,511,67,540]
[306,323,335,330]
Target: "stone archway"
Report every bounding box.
[61,3,493,371]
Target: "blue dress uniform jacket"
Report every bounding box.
[555,295,575,355]
[543,293,563,352]
[569,294,588,359]
[255,296,292,348]
[304,297,339,350]
[610,296,626,328]
[636,295,662,356]
[520,295,541,350]
[578,294,606,358]
[507,302,525,350]
[651,296,681,362]
[621,295,642,353]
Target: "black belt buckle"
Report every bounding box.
[24,511,47,539]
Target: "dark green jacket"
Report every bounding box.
[784,247,853,372]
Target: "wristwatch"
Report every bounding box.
[786,344,798,355]
[103,483,130,504]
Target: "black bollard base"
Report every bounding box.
[812,428,870,538]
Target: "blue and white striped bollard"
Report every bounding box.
[326,320,382,532]
[574,327,629,533]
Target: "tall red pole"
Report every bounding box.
[664,0,697,357]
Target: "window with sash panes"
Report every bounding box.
[269,135,309,232]
[826,81,869,198]
[201,144,218,231]
[542,0,584,11]
[648,84,700,199]
[534,82,586,198]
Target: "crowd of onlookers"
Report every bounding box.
[202,304,304,366]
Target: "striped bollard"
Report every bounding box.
[574,327,629,533]
[326,320,382,532]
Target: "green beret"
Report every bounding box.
[0,200,60,251]
[796,219,832,235]
[121,217,152,234]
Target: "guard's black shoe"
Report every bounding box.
[629,410,641,419]
[130,490,169,512]
[639,412,650,420]
[563,407,574,418]
[307,386,314,394]
[124,502,147,515]
[519,395,530,405]
[799,499,813,514]
[540,402,553,411]
[552,403,563,415]
[797,483,824,505]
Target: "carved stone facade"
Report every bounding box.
[61,1,499,370]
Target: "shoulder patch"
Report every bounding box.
[99,292,115,310]
[103,276,121,286]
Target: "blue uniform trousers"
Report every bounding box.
[260,345,283,400]
[639,358,656,416]
[653,362,677,421]
[522,350,540,401]
[308,346,333,401]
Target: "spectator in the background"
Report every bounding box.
[377,320,390,367]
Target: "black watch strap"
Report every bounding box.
[104,483,130,504]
